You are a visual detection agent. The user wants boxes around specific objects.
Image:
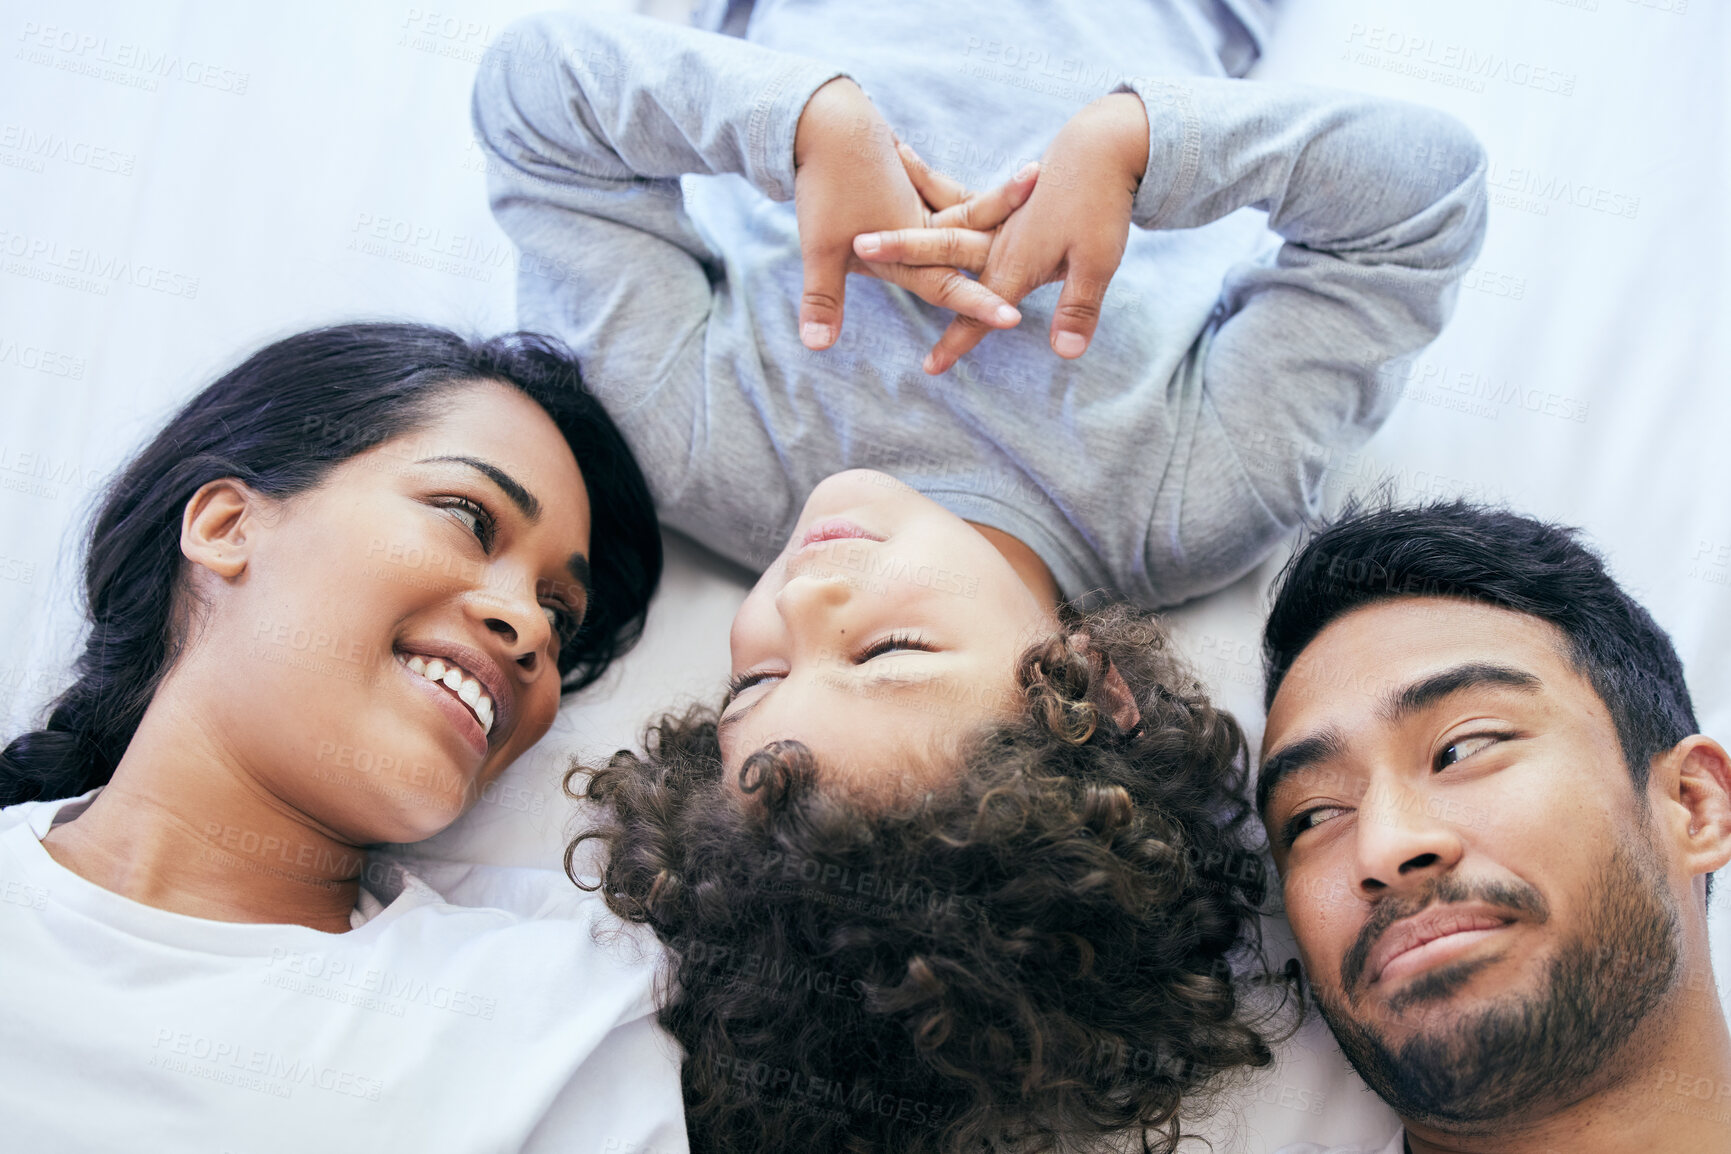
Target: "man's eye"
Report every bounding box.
[1437,733,1507,770]
[1284,805,1348,848]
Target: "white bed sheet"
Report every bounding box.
[0,0,1724,1149]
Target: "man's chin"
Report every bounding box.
[1377,952,1506,1017]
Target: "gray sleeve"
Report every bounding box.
[1120,78,1488,603]
[471,10,841,504]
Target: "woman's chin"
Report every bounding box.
[339,796,470,850]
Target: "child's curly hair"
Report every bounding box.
[569,603,1280,1154]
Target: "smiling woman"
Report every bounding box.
[3,323,658,818]
[0,323,680,1153]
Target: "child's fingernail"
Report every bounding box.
[1015,161,1039,181]
[855,234,881,256]
[1053,331,1086,357]
[995,304,1020,325]
[803,322,834,348]
[923,351,944,374]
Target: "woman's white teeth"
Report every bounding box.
[400,653,495,736]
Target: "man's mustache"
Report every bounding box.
[1340,874,1550,999]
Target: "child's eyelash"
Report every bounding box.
[855,632,934,662]
[725,633,934,699]
[727,669,774,696]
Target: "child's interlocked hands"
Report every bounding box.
[852,92,1152,375]
[793,78,1039,353]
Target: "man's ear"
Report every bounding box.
[179,478,260,580]
[1652,736,1731,884]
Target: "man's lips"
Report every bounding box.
[1367,904,1517,986]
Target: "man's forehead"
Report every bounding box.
[1264,598,1574,749]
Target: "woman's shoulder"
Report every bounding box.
[0,791,95,837]
[350,857,665,1020]
[370,856,664,961]
[374,857,586,919]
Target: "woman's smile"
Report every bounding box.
[394,642,509,759]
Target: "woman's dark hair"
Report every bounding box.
[571,603,1280,1154]
[1,322,660,807]
[1261,498,1697,812]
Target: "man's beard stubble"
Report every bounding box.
[1313,841,1681,1130]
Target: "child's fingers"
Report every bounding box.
[923,242,1050,374]
[799,244,848,350]
[929,162,1039,232]
[896,141,971,211]
[867,263,1021,330]
[853,228,992,273]
[1050,252,1118,359]
[922,316,994,376]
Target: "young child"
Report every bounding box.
[472,0,1485,611]
[471,4,1488,1151]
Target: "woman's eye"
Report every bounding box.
[1437,733,1505,770]
[541,605,580,646]
[438,497,495,550]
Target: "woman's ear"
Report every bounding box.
[179,478,260,579]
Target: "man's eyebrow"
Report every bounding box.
[1258,662,1545,819]
[1381,662,1543,724]
[418,455,540,521]
[1257,729,1348,818]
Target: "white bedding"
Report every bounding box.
[1,0,1724,1149]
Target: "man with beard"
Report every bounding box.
[1254,501,1731,1154]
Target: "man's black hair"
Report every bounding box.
[1260,499,1698,820]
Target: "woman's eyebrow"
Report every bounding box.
[418,455,541,521]
[420,455,589,598]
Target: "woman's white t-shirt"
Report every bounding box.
[1276,1134,1405,1154]
[0,793,688,1154]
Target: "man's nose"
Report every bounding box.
[1353,779,1465,898]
